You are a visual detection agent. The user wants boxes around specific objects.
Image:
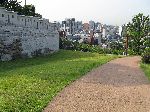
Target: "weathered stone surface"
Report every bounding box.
[1,54,12,61]
[0,24,59,61]
[0,7,59,61]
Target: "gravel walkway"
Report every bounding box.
[43,56,150,112]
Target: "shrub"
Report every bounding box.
[112,50,119,55]
[103,48,112,54]
[128,49,135,55]
[60,38,125,55]
[142,48,150,64]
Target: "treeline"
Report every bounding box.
[0,0,42,18]
[59,38,124,55]
[122,13,150,63]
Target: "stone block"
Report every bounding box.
[1,54,12,61]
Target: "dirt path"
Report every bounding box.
[43,56,150,112]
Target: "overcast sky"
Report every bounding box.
[18,0,150,26]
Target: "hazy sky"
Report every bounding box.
[18,0,150,26]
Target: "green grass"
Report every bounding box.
[141,63,150,80]
[0,50,118,112]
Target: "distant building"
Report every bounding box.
[75,21,82,33]
[83,23,90,34]
[102,24,120,41]
[89,20,95,30]
[50,21,61,32]
[62,18,76,35]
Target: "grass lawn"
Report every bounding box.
[141,63,150,80]
[0,50,118,111]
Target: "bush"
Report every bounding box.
[103,48,112,54]
[59,38,125,55]
[142,48,150,64]
[112,50,119,55]
[128,49,137,55]
[142,53,150,64]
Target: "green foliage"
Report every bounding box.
[21,5,42,18]
[141,63,150,80]
[109,41,124,55]
[60,38,125,55]
[3,0,22,13]
[59,38,75,50]
[126,13,150,55]
[75,43,100,53]
[142,48,150,64]
[21,5,35,16]
[0,50,118,111]
[128,49,137,55]
[0,0,8,7]
[143,37,150,48]
[110,41,123,50]
[0,0,42,18]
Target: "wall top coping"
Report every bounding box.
[6,10,16,13]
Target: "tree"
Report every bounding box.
[1,0,42,18]
[21,5,42,18]
[21,5,35,16]
[110,41,123,50]
[0,0,8,7]
[126,13,150,54]
[5,0,22,12]
[34,13,42,18]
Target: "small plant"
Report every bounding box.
[128,49,137,55]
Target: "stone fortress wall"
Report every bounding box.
[0,7,59,61]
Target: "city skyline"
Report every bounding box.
[18,0,150,26]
